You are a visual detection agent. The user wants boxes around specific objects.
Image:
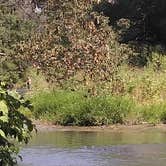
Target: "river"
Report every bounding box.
[18,127,166,166]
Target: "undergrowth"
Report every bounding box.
[30,90,166,126]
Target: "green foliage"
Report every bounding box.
[24,67,49,92]
[30,89,166,126]
[96,0,166,67]
[138,103,166,124]
[31,90,134,126]
[98,0,166,43]
[116,54,166,104]
[0,4,35,54]
[0,84,35,165]
[0,3,36,83]
[0,61,19,84]
[1,0,166,133]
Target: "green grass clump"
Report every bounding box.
[138,103,166,124]
[31,90,135,126]
[117,54,166,104]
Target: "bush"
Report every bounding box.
[0,84,35,165]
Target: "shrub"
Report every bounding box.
[0,84,35,165]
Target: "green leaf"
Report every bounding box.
[1,82,5,86]
[0,100,8,115]
[0,115,8,122]
[0,87,5,94]
[8,90,20,100]
[0,129,6,139]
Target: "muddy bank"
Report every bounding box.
[33,120,166,132]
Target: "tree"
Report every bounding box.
[0,2,36,83]
[96,0,166,44]
[17,0,131,84]
[95,0,166,67]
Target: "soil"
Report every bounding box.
[33,120,166,132]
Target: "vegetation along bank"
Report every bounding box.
[1,0,166,164]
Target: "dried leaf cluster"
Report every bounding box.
[17,0,132,83]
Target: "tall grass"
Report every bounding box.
[138,103,166,124]
[31,90,135,126]
[117,54,166,104]
[30,90,166,126]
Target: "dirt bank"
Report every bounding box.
[33,120,166,132]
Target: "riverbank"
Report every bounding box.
[26,90,166,126]
[33,120,166,132]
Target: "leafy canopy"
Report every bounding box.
[17,0,132,83]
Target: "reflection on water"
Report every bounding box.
[19,129,166,166]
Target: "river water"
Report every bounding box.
[18,128,166,166]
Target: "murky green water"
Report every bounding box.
[19,128,166,166]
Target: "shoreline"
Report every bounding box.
[33,120,166,132]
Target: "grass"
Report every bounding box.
[117,53,166,104]
[118,64,166,104]
[138,103,166,124]
[30,90,135,126]
[29,89,166,126]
